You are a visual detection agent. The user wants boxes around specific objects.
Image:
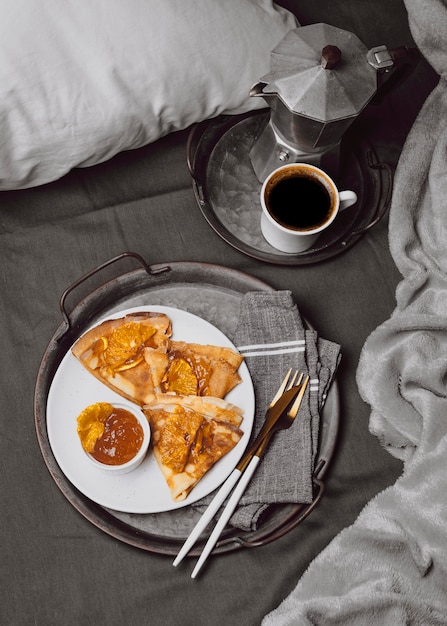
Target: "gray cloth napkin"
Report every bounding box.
[196,290,341,532]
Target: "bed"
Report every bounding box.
[1,1,443,624]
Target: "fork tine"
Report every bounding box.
[269,368,293,407]
[287,375,309,418]
[286,371,302,391]
[270,369,304,407]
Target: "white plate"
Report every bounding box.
[47,305,254,513]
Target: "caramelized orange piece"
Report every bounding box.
[164,358,198,395]
[103,322,156,370]
[92,336,108,354]
[76,402,112,453]
[156,407,203,472]
[114,354,145,372]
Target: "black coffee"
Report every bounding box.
[266,175,332,231]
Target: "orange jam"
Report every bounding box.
[91,407,144,465]
[77,403,144,466]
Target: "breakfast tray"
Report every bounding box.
[187,111,392,265]
[34,252,339,555]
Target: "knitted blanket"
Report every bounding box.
[263,1,447,623]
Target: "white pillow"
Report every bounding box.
[0,0,296,190]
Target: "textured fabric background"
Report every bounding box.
[0,1,439,624]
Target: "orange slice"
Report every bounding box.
[76,402,112,453]
[164,358,198,395]
[104,322,156,370]
[114,354,145,371]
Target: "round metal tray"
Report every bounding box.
[34,252,340,555]
[187,111,392,265]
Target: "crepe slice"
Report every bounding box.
[143,395,244,502]
[144,340,243,398]
[71,312,172,406]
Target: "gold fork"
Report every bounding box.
[251,374,309,460]
[237,369,303,472]
[188,374,309,578]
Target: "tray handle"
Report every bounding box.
[186,123,200,182]
[58,251,169,339]
[186,122,208,206]
[216,459,327,552]
[344,151,393,243]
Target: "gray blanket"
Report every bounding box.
[263,1,447,623]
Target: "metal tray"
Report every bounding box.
[187,111,392,265]
[34,252,340,555]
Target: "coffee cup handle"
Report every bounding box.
[339,190,357,211]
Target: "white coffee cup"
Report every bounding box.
[260,163,357,253]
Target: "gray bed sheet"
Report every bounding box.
[0,3,439,624]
